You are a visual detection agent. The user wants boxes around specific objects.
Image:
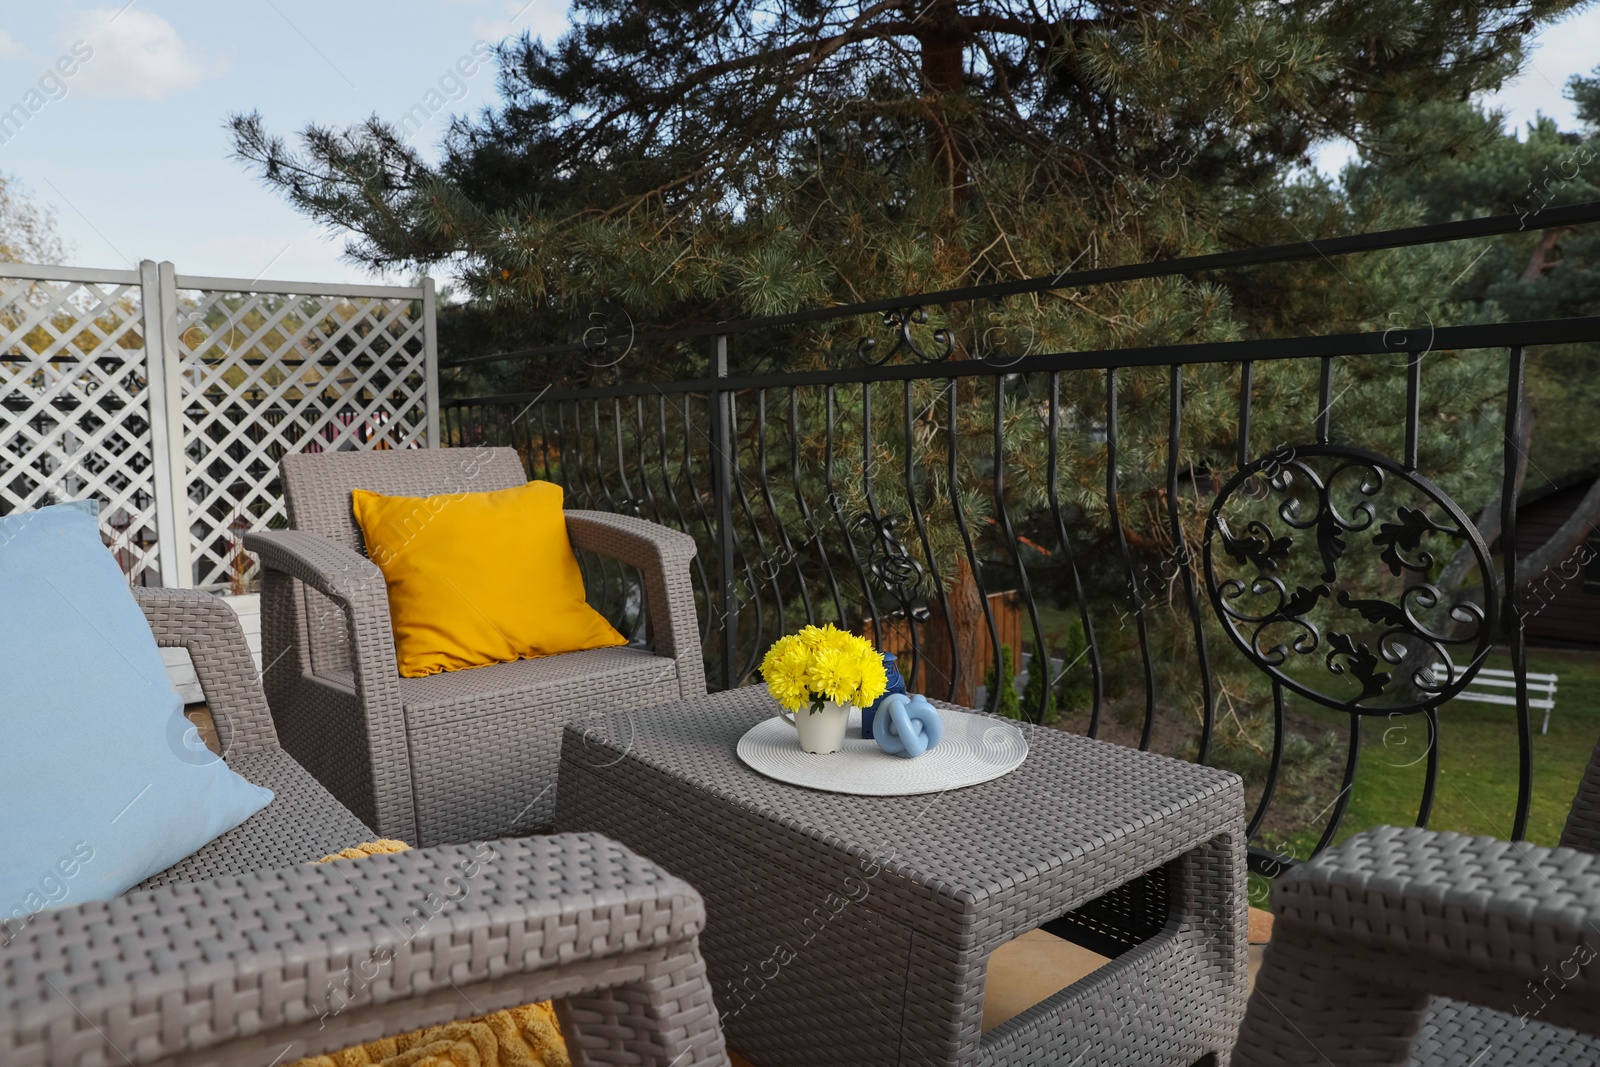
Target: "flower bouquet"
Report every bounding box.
[760,624,888,753]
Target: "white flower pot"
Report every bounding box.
[785,700,852,754]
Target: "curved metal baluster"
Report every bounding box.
[570,400,599,509]
[791,387,847,626]
[1404,350,1422,472]
[613,397,639,516]
[1167,365,1216,761]
[655,394,714,645]
[902,379,952,698]
[1504,347,1533,840]
[1416,706,1440,827]
[947,382,1002,714]
[992,375,1050,724]
[756,388,813,625]
[1406,351,1442,827]
[537,404,553,481]
[589,399,626,621]
[859,381,899,650]
[591,399,618,512]
[514,400,537,478]
[1237,361,1253,468]
[1047,372,1104,735]
[554,402,571,495]
[1245,682,1287,840]
[1311,715,1363,857]
[1106,368,1157,749]
[632,396,660,523]
[825,384,882,637]
[1316,355,1333,444]
[726,391,771,677]
[555,401,592,591]
[681,393,722,614]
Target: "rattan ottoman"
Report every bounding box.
[553,687,1247,1067]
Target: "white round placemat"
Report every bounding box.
[735,706,1028,796]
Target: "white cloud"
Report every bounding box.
[61,8,226,101]
[0,29,27,62]
[1480,7,1600,133]
[470,0,569,48]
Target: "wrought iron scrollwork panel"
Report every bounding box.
[1202,444,1496,715]
[856,306,955,366]
[855,512,931,624]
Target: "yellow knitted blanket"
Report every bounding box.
[291,841,572,1067]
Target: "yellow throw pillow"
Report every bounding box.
[351,481,625,678]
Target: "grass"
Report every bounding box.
[1247,645,1600,904]
[1023,603,1599,899]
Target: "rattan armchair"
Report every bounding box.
[246,448,706,846]
[0,588,727,1067]
[1237,732,1600,1065]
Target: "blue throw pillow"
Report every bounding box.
[0,503,273,929]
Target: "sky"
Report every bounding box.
[1,1,1597,286]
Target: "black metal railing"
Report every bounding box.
[442,202,1600,877]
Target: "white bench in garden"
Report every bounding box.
[1432,663,1560,734]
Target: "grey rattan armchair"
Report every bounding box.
[246,447,706,846]
[0,588,728,1067]
[1236,733,1600,1066]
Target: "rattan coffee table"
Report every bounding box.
[553,687,1246,1067]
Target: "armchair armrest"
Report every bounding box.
[0,833,727,1067]
[566,510,705,698]
[1563,736,1600,852]
[245,529,414,842]
[1237,825,1600,1065]
[244,530,397,657]
[134,588,278,756]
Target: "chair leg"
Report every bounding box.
[1234,926,1429,1066]
[558,941,729,1067]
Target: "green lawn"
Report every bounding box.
[1251,645,1600,902]
[1021,603,1599,895]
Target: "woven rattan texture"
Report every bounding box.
[258,448,706,846]
[1562,734,1600,852]
[134,588,280,755]
[249,528,414,841]
[3,835,728,1067]
[4,588,729,1067]
[1236,825,1600,1065]
[396,646,682,841]
[1408,997,1600,1066]
[554,686,1247,1066]
[133,749,374,889]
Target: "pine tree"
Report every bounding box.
[229,0,1577,387]
[228,2,1587,842]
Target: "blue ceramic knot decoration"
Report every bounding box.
[873,693,943,758]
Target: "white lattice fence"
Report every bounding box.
[0,264,165,583]
[0,260,437,589]
[173,273,434,588]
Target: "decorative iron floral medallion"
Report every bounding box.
[1202,444,1496,714]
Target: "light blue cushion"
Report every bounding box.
[0,504,273,924]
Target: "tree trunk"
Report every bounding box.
[1515,478,1600,584]
[1521,228,1566,282]
[917,0,971,198]
[922,553,989,706]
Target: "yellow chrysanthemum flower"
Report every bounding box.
[762,624,888,711]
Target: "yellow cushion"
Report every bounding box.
[351,481,625,678]
[294,840,571,1067]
